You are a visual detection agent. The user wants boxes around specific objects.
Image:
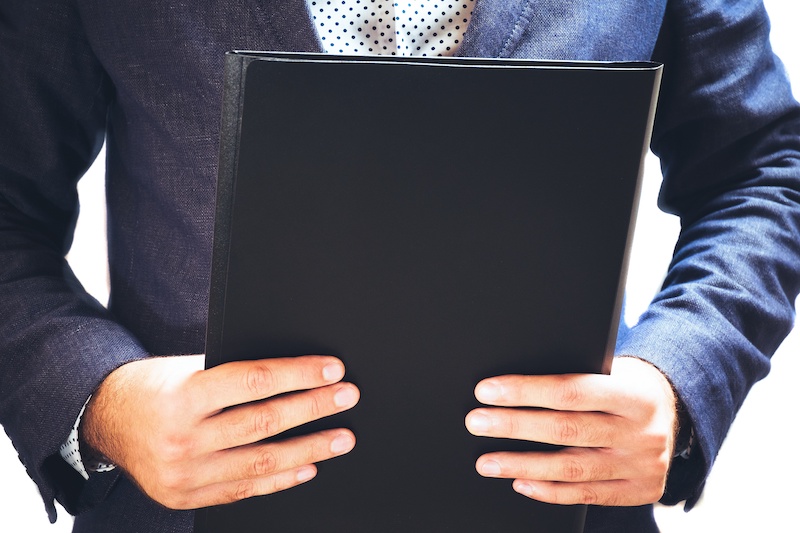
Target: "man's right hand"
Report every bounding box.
[80,354,360,509]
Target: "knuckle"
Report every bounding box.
[578,485,600,505]
[158,468,190,492]
[646,483,666,503]
[646,471,669,500]
[553,416,580,443]
[639,398,658,419]
[150,473,196,510]
[309,394,322,419]
[267,473,296,494]
[252,407,279,438]
[252,448,279,477]
[553,378,584,408]
[561,458,585,482]
[659,432,674,458]
[505,412,521,438]
[244,365,277,397]
[232,479,257,502]
[653,452,671,478]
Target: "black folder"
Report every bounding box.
[197,51,661,533]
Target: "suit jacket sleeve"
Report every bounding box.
[0,0,150,521]
[617,0,800,508]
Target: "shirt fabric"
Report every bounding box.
[60,396,116,479]
[1,1,799,532]
[308,0,474,56]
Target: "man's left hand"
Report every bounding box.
[465,356,678,506]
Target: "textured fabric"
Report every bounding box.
[308,0,475,55]
[1,0,799,532]
[59,396,116,480]
[59,399,92,481]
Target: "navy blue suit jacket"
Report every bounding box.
[1,1,799,532]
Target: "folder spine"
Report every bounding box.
[204,53,251,370]
[603,65,664,372]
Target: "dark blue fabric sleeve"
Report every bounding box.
[0,0,150,521]
[617,0,800,508]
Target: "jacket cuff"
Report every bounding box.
[614,313,725,508]
[28,330,150,522]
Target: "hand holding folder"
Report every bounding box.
[466,356,679,507]
[80,354,361,510]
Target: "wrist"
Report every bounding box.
[673,397,694,460]
[60,395,117,479]
[79,397,117,474]
[78,360,141,467]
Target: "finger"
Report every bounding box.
[475,448,636,483]
[475,373,639,414]
[203,382,360,450]
[191,356,347,414]
[170,464,318,509]
[465,407,622,447]
[190,428,355,495]
[512,478,664,507]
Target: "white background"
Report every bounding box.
[1,1,798,530]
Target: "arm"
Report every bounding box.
[0,0,149,520]
[625,0,800,506]
[468,0,800,508]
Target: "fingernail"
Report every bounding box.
[296,466,316,483]
[476,381,502,403]
[515,481,534,497]
[330,434,355,455]
[334,385,358,408]
[323,362,345,382]
[480,460,502,476]
[466,412,493,433]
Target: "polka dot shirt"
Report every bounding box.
[308,1,475,56]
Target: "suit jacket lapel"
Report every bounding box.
[457,0,534,58]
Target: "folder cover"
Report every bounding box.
[197,51,661,532]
